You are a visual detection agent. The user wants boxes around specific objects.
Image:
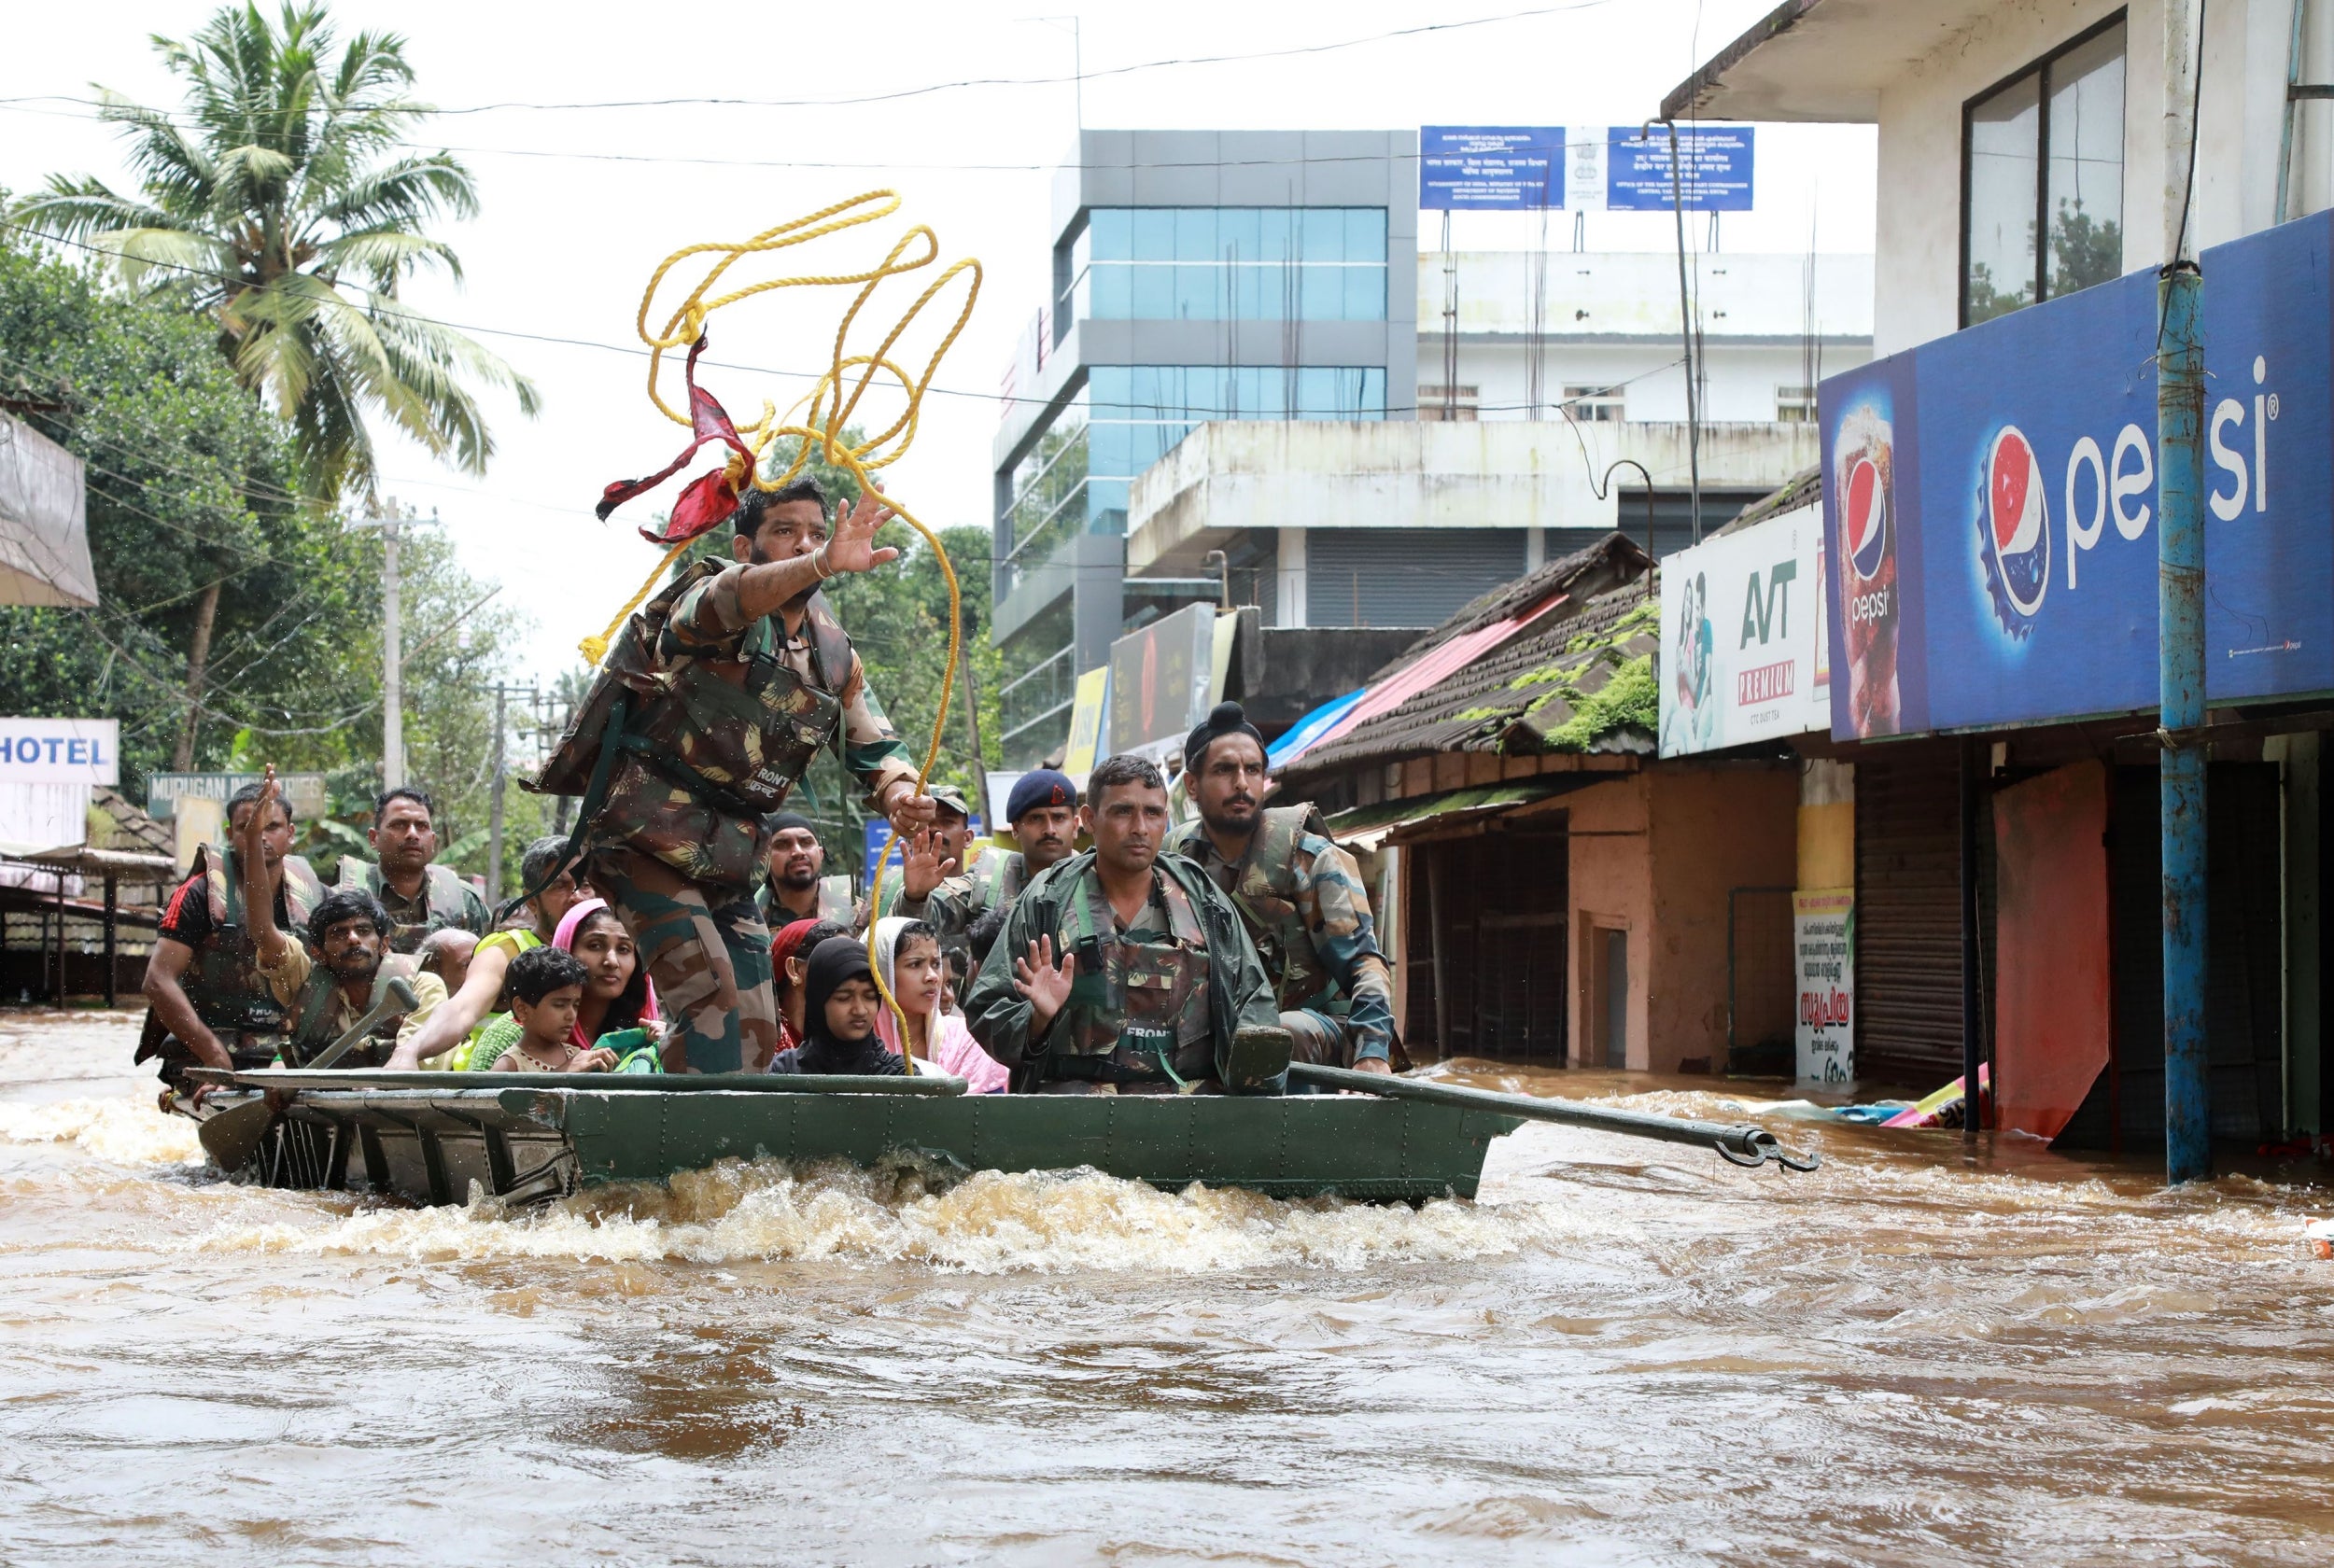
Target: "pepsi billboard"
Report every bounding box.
[1821,211,2334,739]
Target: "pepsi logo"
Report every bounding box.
[1982,425,2052,629]
[1845,455,1887,581]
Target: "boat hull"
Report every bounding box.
[190,1075,1524,1205]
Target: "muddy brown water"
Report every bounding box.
[4,1010,2332,1566]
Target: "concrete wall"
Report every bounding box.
[1128,418,1822,573]
[1420,250,1876,340]
[1443,342,1868,425]
[1563,766,1800,1072]
[1866,0,2299,355]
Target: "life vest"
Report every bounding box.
[284,950,422,1066]
[530,560,858,889]
[337,858,480,952]
[183,843,328,1034]
[1170,805,1338,1014]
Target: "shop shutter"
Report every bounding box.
[1856,747,1969,1085]
[1305,528,1522,629]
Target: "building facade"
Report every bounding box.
[992,130,1421,765]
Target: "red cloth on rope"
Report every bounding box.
[594,333,755,543]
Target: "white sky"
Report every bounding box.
[0,0,1876,676]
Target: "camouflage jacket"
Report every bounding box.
[756,872,855,929]
[553,559,916,892]
[337,859,490,952]
[1166,806,1397,1064]
[895,844,1026,942]
[963,849,1275,1085]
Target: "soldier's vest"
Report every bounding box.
[1049,869,1215,1085]
[966,847,1028,919]
[283,951,422,1067]
[187,844,328,1036]
[534,560,857,891]
[337,859,477,952]
[1177,805,1337,1015]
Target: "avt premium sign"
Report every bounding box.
[1657,505,1829,757]
[1821,212,2333,739]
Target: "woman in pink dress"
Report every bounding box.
[869,917,1009,1092]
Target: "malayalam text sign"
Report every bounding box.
[1658,506,1830,756]
[1419,126,1563,210]
[1821,211,2334,740]
[0,718,119,785]
[1794,889,1855,1086]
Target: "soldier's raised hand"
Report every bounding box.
[901,829,958,902]
[1013,934,1076,1031]
[819,486,901,578]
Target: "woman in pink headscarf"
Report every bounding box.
[469,897,663,1071]
[869,917,1009,1092]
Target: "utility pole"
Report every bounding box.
[2158,0,2210,1183]
[958,647,989,827]
[382,500,404,790]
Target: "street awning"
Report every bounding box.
[1322,779,1571,853]
[1659,0,1999,124]
[0,414,96,608]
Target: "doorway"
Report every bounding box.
[1582,919,1629,1068]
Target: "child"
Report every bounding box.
[872,917,1009,1092]
[492,945,618,1073]
[770,937,905,1076]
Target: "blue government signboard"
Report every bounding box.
[1821,211,2334,741]
[1419,126,1563,210]
[1604,126,1755,212]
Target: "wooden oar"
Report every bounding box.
[1288,1064,1821,1172]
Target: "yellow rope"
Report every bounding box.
[590,190,978,1071]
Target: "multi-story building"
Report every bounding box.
[992,130,1420,765]
[1126,247,1870,637]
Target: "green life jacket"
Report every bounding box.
[337,858,481,952]
[1168,805,1341,1015]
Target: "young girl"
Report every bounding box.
[469,899,660,1071]
[871,917,1010,1092]
[771,937,905,1076]
[492,946,618,1073]
[769,917,849,1060]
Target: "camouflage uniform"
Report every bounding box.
[757,872,854,929]
[134,844,328,1080]
[963,849,1278,1092]
[253,942,423,1067]
[336,858,490,953]
[894,843,1026,942]
[1166,805,1397,1068]
[541,559,914,1072]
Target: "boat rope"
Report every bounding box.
[589,190,980,1069]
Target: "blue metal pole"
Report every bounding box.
[2158,258,2211,1183]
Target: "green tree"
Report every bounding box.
[9,1,539,506]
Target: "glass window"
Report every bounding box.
[1256,208,1294,264]
[1089,208,1131,261]
[1962,17,2125,327]
[1344,266,1385,322]
[1216,207,1260,260]
[1300,208,1345,262]
[2047,25,2126,299]
[1301,264,1345,321]
[1132,208,1175,261]
[1131,262,1174,319]
[1344,208,1386,264]
[1174,264,1216,319]
[1090,261,1131,318]
[1174,207,1217,261]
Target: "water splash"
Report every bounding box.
[180,1156,1626,1275]
[0,1095,203,1168]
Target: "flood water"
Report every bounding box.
[4,1010,2332,1565]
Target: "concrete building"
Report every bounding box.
[991,130,1420,766]
[1121,247,1870,642]
[1667,0,2334,1150]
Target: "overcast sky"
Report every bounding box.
[0,0,1876,677]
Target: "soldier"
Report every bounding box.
[238,769,419,1066]
[754,811,854,927]
[1166,702,1397,1076]
[963,754,1284,1093]
[137,777,328,1088]
[335,785,491,952]
[529,476,935,1073]
[879,781,976,922]
[897,769,1078,948]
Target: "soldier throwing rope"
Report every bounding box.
[520,478,934,1074]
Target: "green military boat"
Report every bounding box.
[176,1065,1816,1207]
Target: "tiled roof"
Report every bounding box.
[1710,464,1821,539]
[1285,539,1659,779]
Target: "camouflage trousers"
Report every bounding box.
[586,846,775,1073]
[1283,1008,1371,1069]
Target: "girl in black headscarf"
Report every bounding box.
[771,936,907,1075]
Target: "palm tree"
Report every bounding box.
[11,2,540,506]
